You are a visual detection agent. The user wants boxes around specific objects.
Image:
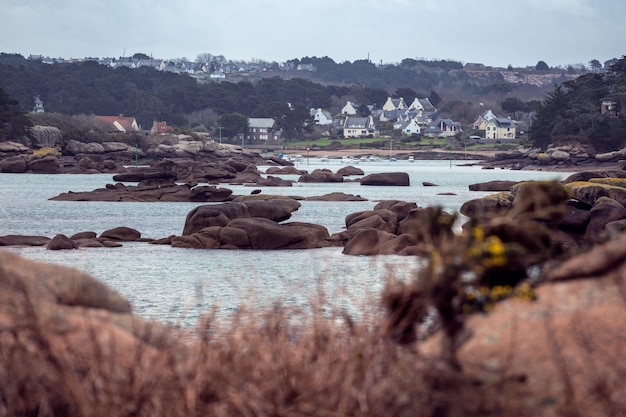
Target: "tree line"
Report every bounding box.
[530,56,626,153]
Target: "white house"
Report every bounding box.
[473,109,498,130]
[310,108,333,125]
[382,97,407,111]
[407,98,435,112]
[398,119,421,135]
[343,116,376,138]
[341,101,359,115]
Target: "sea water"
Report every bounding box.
[0,159,567,326]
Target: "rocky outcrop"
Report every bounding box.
[0,251,187,417]
[181,198,301,236]
[172,197,336,250]
[26,126,63,148]
[265,166,307,175]
[0,155,28,172]
[99,226,142,241]
[47,234,78,250]
[27,154,60,174]
[298,169,344,183]
[305,192,368,201]
[360,172,410,186]
[468,180,518,191]
[0,235,51,246]
[337,165,364,176]
[49,180,235,202]
[0,140,31,156]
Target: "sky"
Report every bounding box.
[1,0,624,68]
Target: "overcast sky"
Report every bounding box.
[1,0,624,68]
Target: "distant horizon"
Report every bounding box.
[3,50,619,70]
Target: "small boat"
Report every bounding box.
[368,155,381,162]
[320,155,330,162]
[408,156,415,162]
[389,157,398,162]
[341,156,359,165]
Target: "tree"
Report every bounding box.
[530,85,568,150]
[0,88,33,141]
[217,113,248,139]
[132,53,151,60]
[428,90,442,107]
[500,97,526,113]
[394,88,418,105]
[535,61,549,71]
[588,59,602,72]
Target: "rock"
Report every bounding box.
[256,176,293,186]
[346,209,398,233]
[0,140,30,155]
[460,192,515,219]
[99,227,141,241]
[182,202,251,235]
[222,217,321,250]
[379,233,419,255]
[305,192,368,201]
[342,229,397,255]
[584,197,626,243]
[47,234,78,250]
[65,139,106,155]
[265,166,306,175]
[337,166,364,176]
[360,172,410,186]
[69,231,98,240]
[0,235,51,246]
[0,251,187,416]
[565,181,626,207]
[373,200,418,222]
[26,126,63,148]
[298,169,344,183]
[468,180,518,192]
[0,155,28,172]
[562,170,626,183]
[27,155,59,174]
[558,201,591,233]
[243,199,302,222]
[397,207,455,244]
[549,149,571,161]
[102,142,132,152]
[112,170,178,182]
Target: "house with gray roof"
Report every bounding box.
[343,116,377,138]
[422,118,463,138]
[247,118,281,142]
[484,117,516,139]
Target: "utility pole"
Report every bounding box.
[216,123,222,144]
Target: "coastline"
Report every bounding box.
[273,147,623,173]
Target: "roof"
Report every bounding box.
[344,116,371,128]
[248,118,275,128]
[92,115,138,132]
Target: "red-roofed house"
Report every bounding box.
[92,114,140,133]
[150,121,175,134]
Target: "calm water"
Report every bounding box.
[0,159,566,326]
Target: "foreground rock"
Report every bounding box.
[0,251,188,416]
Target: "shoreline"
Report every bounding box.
[271,148,623,173]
